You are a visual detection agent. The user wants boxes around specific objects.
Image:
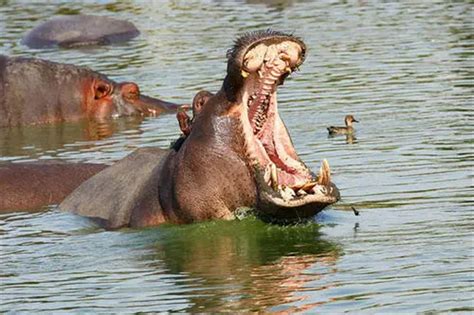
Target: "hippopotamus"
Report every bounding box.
[0,55,183,127]
[0,93,205,213]
[0,162,107,212]
[58,30,340,229]
[22,15,139,49]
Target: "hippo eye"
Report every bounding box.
[125,90,139,100]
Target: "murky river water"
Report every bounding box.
[0,1,473,313]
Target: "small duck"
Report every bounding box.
[327,115,359,135]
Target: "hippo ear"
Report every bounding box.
[94,80,113,99]
[192,90,214,115]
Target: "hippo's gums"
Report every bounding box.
[0,162,107,211]
[22,15,139,49]
[59,30,340,229]
[0,55,184,127]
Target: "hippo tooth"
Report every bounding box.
[280,185,296,201]
[263,78,274,85]
[285,66,292,74]
[269,74,279,81]
[271,69,281,77]
[289,181,314,192]
[301,181,318,192]
[264,165,271,183]
[265,45,278,64]
[317,159,331,186]
[280,52,291,62]
[270,163,278,191]
[324,159,331,182]
[296,189,308,196]
[241,70,249,78]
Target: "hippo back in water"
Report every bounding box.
[22,15,140,48]
[0,162,107,211]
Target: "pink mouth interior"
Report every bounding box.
[240,41,319,196]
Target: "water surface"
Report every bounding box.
[0,1,472,313]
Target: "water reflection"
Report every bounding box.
[345,133,357,144]
[0,117,144,158]
[83,117,144,141]
[143,219,340,312]
[243,0,300,9]
[328,132,358,145]
[0,0,472,313]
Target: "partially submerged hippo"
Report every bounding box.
[0,55,182,127]
[0,99,201,213]
[59,30,340,228]
[22,15,139,49]
[0,162,107,212]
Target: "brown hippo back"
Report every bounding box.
[0,162,107,212]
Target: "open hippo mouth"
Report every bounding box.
[230,31,340,219]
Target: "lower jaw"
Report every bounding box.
[254,177,339,220]
[255,191,335,222]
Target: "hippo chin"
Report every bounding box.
[0,55,182,127]
[59,30,340,229]
[22,15,140,49]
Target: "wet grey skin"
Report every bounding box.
[327,115,359,135]
[21,15,140,48]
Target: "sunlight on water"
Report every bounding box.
[0,0,472,313]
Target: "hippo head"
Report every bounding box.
[187,30,340,221]
[225,30,340,219]
[84,79,177,120]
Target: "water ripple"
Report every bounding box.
[1,0,473,313]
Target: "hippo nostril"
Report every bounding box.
[124,92,139,101]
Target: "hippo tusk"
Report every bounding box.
[270,163,278,191]
[317,159,331,186]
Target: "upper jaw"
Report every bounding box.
[228,30,306,76]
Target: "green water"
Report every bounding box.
[0,1,473,313]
